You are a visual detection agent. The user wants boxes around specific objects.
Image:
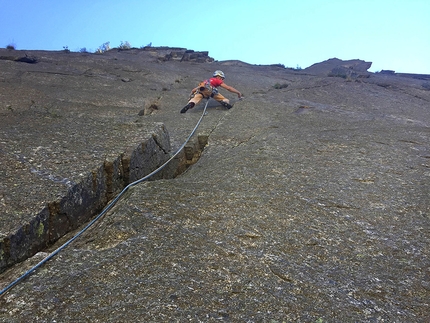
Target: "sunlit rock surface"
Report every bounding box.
[1,47,429,322]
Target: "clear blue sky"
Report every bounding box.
[1,0,429,74]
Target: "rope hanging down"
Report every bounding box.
[0,100,210,296]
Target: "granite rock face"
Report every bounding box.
[0,47,429,322]
[304,57,372,79]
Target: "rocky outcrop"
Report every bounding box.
[304,57,372,79]
[0,46,215,65]
[378,70,430,81]
[142,46,214,62]
[0,51,38,64]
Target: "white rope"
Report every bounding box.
[0,100,210,296]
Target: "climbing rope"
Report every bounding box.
[0,100,210,296]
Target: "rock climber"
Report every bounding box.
[180,70,243,113]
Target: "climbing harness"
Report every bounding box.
[197,79,217,98]
[0,100,211,296]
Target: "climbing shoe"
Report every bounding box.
[221,102,233,109]
[180,102,194,113]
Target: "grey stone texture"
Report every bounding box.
[0,47,429,322]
